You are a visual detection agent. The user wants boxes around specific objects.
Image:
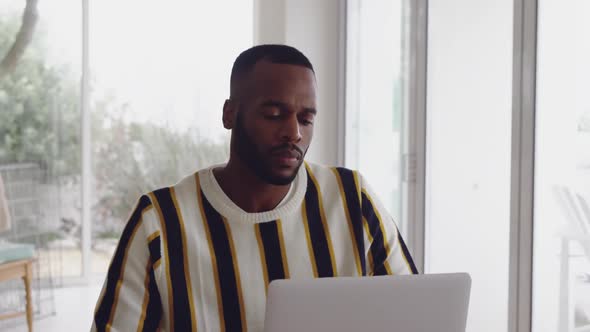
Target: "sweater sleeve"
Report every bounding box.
[91,195,163,332]
[359,173,419,275]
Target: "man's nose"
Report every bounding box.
[280,115,302,143]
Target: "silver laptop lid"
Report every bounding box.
[264,273,471,332]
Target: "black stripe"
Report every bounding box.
[361,192,390,276]
[152,188,193,331]
[335,168,367,276]
[397,230,419,274]
[201,190,243,331]
[304,171,335,278]
[142,267,163,332]
[94,195,151,331]
[148,235,161,266]
[258,221,287,282]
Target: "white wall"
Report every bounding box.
[255,0,343,166]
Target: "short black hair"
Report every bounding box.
[230,44,314,97]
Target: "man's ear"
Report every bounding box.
[222,99,237,129]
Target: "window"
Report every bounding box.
[532,1,590,331]
[0,0,81,323]
[89,0,253,276]
[0,0,82,280]
[345,0,411,233]
[424,1,513,331]
[0,0,254,283]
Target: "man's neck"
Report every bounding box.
[213,159,291,213]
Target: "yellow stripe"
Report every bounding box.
[255,224,270,294]
[331,168,363,276]
[301,200,319,278]
[136,260,152,332]
[305,163,338,276]
[148,192,175,332]
[195,175,225,332]
[223,217,248,332]
[147,230,160,243]
[276,219,290,278]
[361,189,393,275]
[170,187,197,331]
[105,204,152,331]
[362,217,375,275]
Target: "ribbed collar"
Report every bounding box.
[197,164,307,224]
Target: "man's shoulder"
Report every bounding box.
[143,168,206,202]
[304,162,361,191]
[304,162,358,178]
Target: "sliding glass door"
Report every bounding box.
[425,1,514,331]
[532,1,590,331]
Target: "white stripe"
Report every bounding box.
[174,174,221,331]
[141,208,164,284]
[281,210,315,278]
[361,176,412,275]
[311,166,360,276]
[144,199,172,331]
[230,222,267,331]
[385,226,414,275]
[109,221,150,331]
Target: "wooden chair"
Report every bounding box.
[0,258,34,332]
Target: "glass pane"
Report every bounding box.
[532,1,590,331]
[345,0,410,231]
[0,1,82,278]
[89,1,253,275]
[0,0,81,324]
[425,1,513,331]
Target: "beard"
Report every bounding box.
[233,111,305,186]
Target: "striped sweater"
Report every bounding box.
[92,162,418,332]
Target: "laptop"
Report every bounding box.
[264,273,471,332]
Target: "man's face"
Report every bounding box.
[230,61,317,186]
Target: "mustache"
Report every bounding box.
[269,144,304,158]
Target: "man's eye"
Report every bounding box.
[300,119,314,126]
[264,113,281,120]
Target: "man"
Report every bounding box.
[92,44,418,332]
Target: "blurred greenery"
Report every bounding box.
[92,107,229,234]
[0,13,229,240]
[0,16,80,177]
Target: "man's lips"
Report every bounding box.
[271,149,301,159]
[270,149,302,167]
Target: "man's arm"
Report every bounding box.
[359,174,419,275]
[91,195,163,332]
